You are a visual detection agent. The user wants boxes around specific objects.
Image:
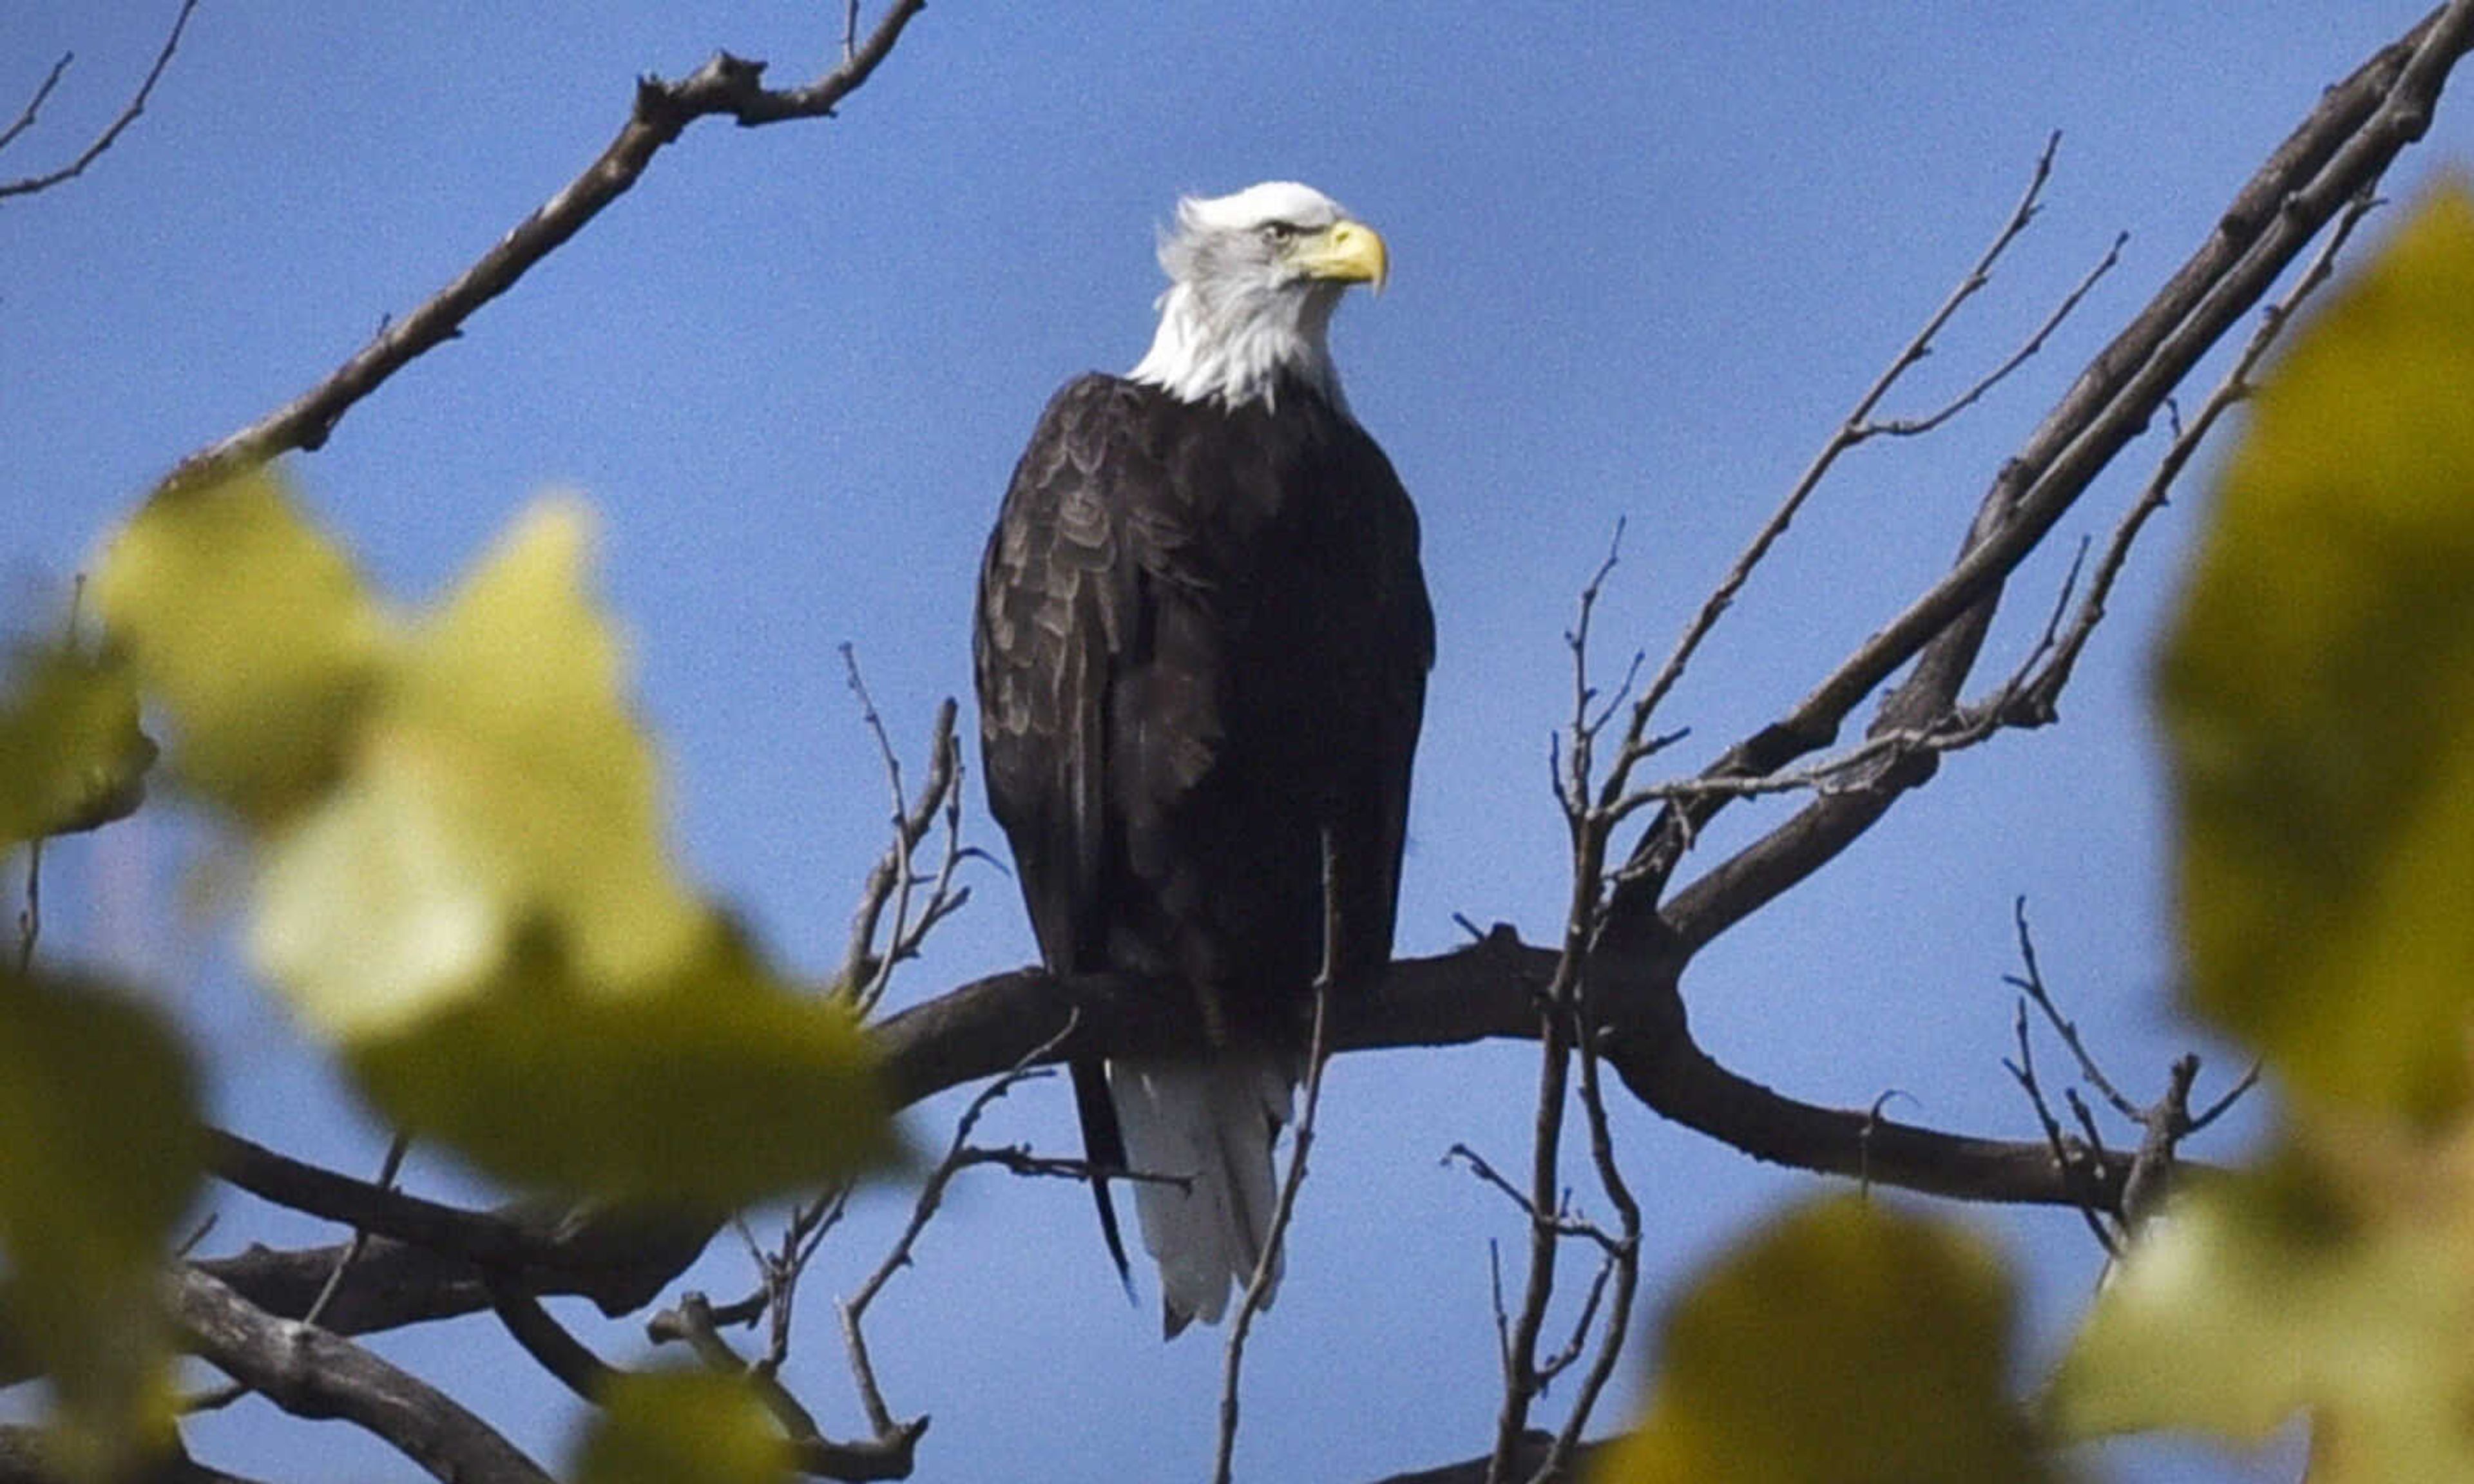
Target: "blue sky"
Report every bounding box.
[7,3,2469,1479]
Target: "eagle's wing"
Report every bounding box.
[1323,422,1435,984]
[973,374,1222,1285]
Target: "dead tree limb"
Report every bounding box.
[160,0,927,493]
[169,1264,550,1484]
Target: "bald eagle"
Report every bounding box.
[974,182,1433,1337]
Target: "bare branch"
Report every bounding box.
[160,0,928,490]
[0,1426,271,1484]
[169,1264,550,1484]
[205,1128,653,1279]
[0,55,74,158]
[656,1293,925,1482]
[1538,1025,1643,1480]
[2004,898,2139,1119]
[1621,131,2069,749]
[1994,903,2262,1250]
[0,0,198,202]
[2020,182,2386,716]
[1862,228,2128,440]
[1636,2,2474,953]
[836,1014,1081,1449]
[1216,983,1334,1484]
[485,1277,615,1403]
[837,650,968,1015]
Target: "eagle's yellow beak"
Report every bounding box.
[1300,219,1389,292]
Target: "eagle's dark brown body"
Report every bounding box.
[973,369,1432,1318]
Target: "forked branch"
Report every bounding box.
[0,0,198,201]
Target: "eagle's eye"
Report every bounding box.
[1260,220,1302,243]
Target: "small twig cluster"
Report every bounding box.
[1999,898,2258,1255]
[836,645,976,1016]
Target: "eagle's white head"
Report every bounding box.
[1127,181,1389,414]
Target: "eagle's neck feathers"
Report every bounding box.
[1128,274,1349,415]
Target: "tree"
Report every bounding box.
[6,3,2474,1481]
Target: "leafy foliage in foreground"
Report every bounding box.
[93,470,894,1204]
[0,971,200,1481]
[1600,1196,2053,1483]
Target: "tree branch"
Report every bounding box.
[1628,0,2474,949]
[0,0,199,201]
[0,1425,272,1484]
[870,938,2141,1214]
[169,1264,550,1484]
[160,0,928,492]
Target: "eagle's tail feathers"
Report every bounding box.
[1109,1056,1294,1339]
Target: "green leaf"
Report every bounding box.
[571,1370,791,1484]
[93,466,386,826]
[1597,1195,2053,1484]
[243,496,892,1203]
[0,640,155,845]
[250,497,703,1040]
[0,971,204,1478]
[2156,186,2474,1121]
[350,921,892,1207]
[2053,1127,2474,1481]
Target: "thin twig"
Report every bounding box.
[2006,898,2138,1119]
[1622,131,2069,748]
[1441,1145,1622,1256]
[302,1132,411,1330]
[2187,1061,2263,1134]
[0,0,199,201]
[2002,998,2116,1255]
[659,1292,924,1481]
[1214,981,1334,1484]
[1531,1255,1613,1393]
[838,647,968,1015]
[0,54,73,157]
[1527,1013,1644,1480]
[1864,229,2129,439]
[838,1013,1083,1445]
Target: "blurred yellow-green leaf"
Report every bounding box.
[2053,1119,2474,1481]
[93,466,385,826]
[221,493,893,1202]
[351,921,892,1207]
[97,473,890,1204]
[2156,186,2474,1122]
[0,971,204,1478]
[571,1369,791,1484]
[1596,1195,2052,1484]
[251,497,702,1041]
[0,640,155,845]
